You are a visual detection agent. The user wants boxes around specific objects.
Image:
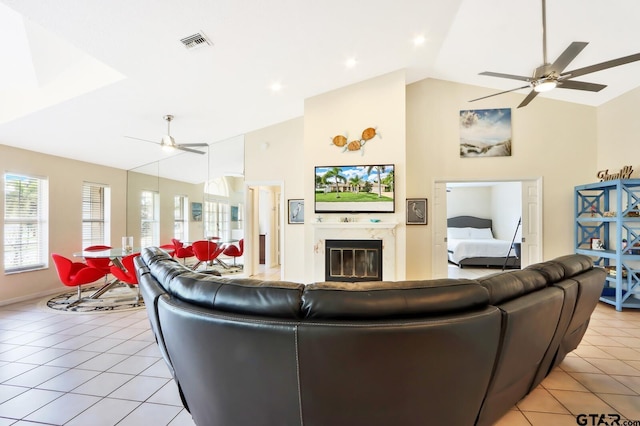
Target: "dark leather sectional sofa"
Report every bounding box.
[135,247,605,426]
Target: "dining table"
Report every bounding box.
[73,247,142,299]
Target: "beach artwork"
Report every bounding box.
[459,108,512,157]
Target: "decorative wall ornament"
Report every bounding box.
[597,165,634,181]
[459,108,511,157]
[288,199,304,224]
[406,198,427,225]
[330,127,380,154]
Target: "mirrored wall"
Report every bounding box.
[126,135,245,248]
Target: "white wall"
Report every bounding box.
[447,186,492,219]
[303,71,407,282]
[0,144,127,304]
[491,182,521,241]
[597,85,640,174]
[406,78,597,278]
[245,117,305,281]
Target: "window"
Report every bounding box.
[4,173,49,273]
[82,182,111,248]
[204,198,230,241]
[140,190,159,248]
[174,195,188,240]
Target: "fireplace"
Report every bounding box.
[325,239,383,282]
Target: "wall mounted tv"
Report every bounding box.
[315,164,395,213]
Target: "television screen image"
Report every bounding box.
[315,164,395,213]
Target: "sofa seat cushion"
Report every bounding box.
[301,279,489,319]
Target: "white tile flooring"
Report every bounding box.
[0,266,638,425]
[0,304,195,425]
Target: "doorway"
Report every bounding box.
[432,178,542,278]
[244,182,283,280]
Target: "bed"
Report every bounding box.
[447,216,520,269]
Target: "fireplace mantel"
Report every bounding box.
[311,221,398,229]
[312,220,398,281]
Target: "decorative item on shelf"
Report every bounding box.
[406,198,428,225]
[288,199,304,224]
[625,206,640,217]
[330,127,380,155]
[370,219,381,223]
[596,165,634,182]
[604,266,628,278]
[590,238,605,250]
[603,211,616,217]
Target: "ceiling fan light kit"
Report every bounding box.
[470,0,640,108]
[533,79,557,93]
[125,114,209,155]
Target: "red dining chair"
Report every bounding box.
[222,239,244,268]
[51,254,107,302]
[110,253,141,301]
[84,245,113,283]
[191,240,224,270]
[160,243,176,257]
[172,238,194,265]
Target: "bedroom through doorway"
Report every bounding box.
[432,179,542,279]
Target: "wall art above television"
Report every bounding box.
[314,164,395,213]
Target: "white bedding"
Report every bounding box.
[447,237,512,264]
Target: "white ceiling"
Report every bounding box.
[1,0,639,178]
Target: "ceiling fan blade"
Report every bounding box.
[561,52,640,79]
[177,146,206,155]
[548,41,588,74]
[124,135,160,145]
[469,85,531,103]
[479,71,531,82]
[178,143,209,147]
[557,80,607,92]
[517,90,540,108]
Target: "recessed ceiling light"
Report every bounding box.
[413,35,426,46]
[345,58,358,68]
[270,82,282,92]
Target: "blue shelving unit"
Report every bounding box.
[574,179,640,311]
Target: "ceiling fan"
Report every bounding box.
[126,115,208,154]
[470,0,640,108]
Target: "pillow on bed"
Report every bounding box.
[447,227,470,239]
[468,227,494,239]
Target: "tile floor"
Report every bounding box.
[0,266,638,425]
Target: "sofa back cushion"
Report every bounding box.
[142,246,305,319]
[549,254,593,278]
[301,279,489,319]
[168,273,305,319]
[477,270,547,304]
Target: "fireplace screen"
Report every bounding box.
[325,239,383,282]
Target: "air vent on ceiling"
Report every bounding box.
[180,32,212,50]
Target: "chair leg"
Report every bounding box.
[77,286,82,301]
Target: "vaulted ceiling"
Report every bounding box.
[1,0,639,175]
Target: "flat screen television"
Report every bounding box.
[315,164,395,213]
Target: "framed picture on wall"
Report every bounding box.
[406,198,427,225]
[288,199,304,224]
[191,202,203,222]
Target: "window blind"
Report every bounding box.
[140,190,160,247]
[4,173,48,273]
[82,182,108,248]
[174,195,188,240]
